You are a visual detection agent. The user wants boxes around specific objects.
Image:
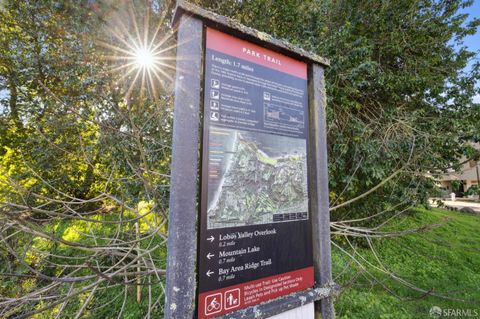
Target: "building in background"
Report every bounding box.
[439,144,480,197]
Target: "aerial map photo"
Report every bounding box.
[206,126,309,229]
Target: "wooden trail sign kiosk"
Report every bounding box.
[165,2,339,318]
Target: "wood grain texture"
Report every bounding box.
[164,14,204,319]
[308,64,335,319]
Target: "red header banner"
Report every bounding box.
[206,28,307,79]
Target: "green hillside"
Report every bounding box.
[334,208,480,318]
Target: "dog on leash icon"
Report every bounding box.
[224,288,240,310]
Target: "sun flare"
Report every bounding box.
[99,2,177,101]
[133,47,156,69]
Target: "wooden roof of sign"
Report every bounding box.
[172,1,330,67]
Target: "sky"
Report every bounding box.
[461,1,480,58]
[459,1,480,102]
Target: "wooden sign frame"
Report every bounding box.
[165,2,339,318]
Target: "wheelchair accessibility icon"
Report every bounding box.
[205,293,222,315]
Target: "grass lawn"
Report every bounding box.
[333,207,480,318]
[3,207,478,318]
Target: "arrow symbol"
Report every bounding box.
[206,270,214,277]
[207,253,214,260]
[207,236,215,243]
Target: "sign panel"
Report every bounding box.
[198,27,313,318]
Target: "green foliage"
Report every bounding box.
[465,184,480,196]
[334,208,480,318]
[0,0,174,317]
[0,0,108,206]
[451,180,462,191]
[1,0,480,317]
[199,0,480,228]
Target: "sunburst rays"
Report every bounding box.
[99,0,177,102]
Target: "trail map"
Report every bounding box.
[207,129,308,229]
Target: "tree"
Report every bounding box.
[0,0,175,317]
[0,0,479,317]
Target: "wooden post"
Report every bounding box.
[164,14,204,319]
[166,3,338,319]
[309,64,335,319]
